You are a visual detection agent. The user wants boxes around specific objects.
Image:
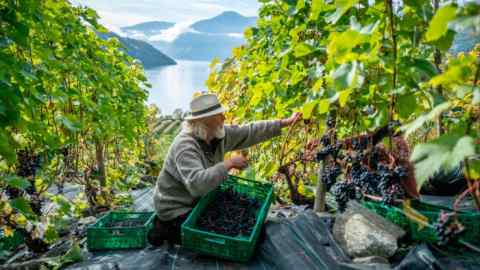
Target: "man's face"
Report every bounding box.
[203,113,226,139]
[204,113,225,128]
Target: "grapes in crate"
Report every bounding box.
[196,188,260,237]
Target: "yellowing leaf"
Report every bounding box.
[425,5,457,42]
[402,200,429,230]
[303,101,318,119]
[3,202,13,215]
[14,213,27,226]
[312,78,323,92]
[318,99,330,114]
[466,159,480,180]
[3,226,14,237]
[339,89,352,107]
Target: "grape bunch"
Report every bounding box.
[16,150,42,178]
[321,163,342,191]
[331,181,356,212]
[197,188,260,237]
[432,212,465,246]
[315,143,341,161]
[351,137,369,151]
[314,122,410,212]
[350,163,378,195]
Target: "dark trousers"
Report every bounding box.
[147,212,190,246]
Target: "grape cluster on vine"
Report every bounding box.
[315,123,410,212]
[331,181,356,212]
[16,150,42,178]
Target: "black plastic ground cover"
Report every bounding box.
[66,211,369,270]
[394,244,480,270]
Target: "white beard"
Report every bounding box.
[213,125,225,139]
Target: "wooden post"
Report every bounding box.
[314,161,326,212]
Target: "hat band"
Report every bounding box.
[191,104,222,116]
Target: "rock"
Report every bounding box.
[267,204,309,221]
[333,201,405,258]
[78,216,96,225]
[353,256,390,265]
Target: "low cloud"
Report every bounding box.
[149,21,195,42]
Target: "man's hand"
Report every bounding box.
[280,112,303,127]
[224,155,248,171]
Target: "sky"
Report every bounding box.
[72,0,261,33]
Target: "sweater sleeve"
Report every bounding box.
[175,149,228,197]
[224,120,282,152]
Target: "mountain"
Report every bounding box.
[191,11,257,34]
[153,32,244,61]
[98,32,176,68]
[121,21,175,36]
[120,11,257,61]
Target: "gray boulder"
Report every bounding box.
[333,201,406,258]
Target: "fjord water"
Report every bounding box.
[145,60,211,114]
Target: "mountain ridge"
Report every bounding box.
[98,32,176,68]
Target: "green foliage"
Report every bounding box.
[0,0,151,251]
[411,135,477,189]
[207,0,480,201]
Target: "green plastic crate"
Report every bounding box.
[363,199,480,244]
[0,229,24,252]
[87,211,155,251]
[181,175,274,262]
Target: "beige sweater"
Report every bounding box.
[153,120,282,221]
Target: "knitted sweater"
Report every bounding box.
[153,120,282,221]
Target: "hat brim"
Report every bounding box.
[184,107,226,120]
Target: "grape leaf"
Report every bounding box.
[425,5,457,42]
[411,135,476,190]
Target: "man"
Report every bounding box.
[148,93,301,246]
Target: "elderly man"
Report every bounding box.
[148,94,301,246]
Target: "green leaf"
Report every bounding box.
[294,43,314,57]
[425,5,457,42]
[303,100,318,119]
[428,29,455,51]
[0,131,17,163]
[56,115,80,132]
[396,93,417,119]
[51,242,84,270]
[10,198,36,219]
[44,225,59,243]
[401,102,451,137]
[326,0,359,24]
[413,59,438,78]
[331,61,363,90]
[411,135,476,190]
[296,0,305,10]
[310,0,324,21]
[3,176,31,190]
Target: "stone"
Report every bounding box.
[333,201,406,259]
[79,216,96,225]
